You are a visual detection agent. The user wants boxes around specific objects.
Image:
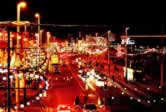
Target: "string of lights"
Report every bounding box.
[74,50,166,107]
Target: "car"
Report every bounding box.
[96,79,107,87]
[95,74,107,87]
[57,104,71,112]
[83,103,97,112]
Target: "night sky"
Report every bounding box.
[1,0,166,35]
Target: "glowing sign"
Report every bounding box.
[51,54,59,64]
[123,67,134,81]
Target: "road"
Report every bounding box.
[23,63,85,112]
[22,52,166,112]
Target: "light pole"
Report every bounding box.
[35,13,41,47]
[16,1,26,50]
[107,30,111,77]
[35,13,41,68]
[125,27,129,81]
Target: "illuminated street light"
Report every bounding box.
[35,13,41,67]
[17,1,26,32]
[16,1,27,50]
[35,13,41,47]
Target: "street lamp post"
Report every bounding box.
[35,13,41,68]
[35,13,41,48]
[160,37,164,87]
[16,1,26,50]
[16,2,26,111]
[107,30,111,77]
[125,27,129,81]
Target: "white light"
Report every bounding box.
[161,98,164,101]
[39,93,43,97]
[130,97,133,100]
[20,104,24,108]
[158,86,162,89]
[137,99,141,102]
[45,86,48,90]
[26,102,30,106]
[124,88,127,90]
[18,73,23,78]
[30,73,34,78]
[121,92,125,95]
[35,33,39,37]
[153,99,156,103]
[147,88,150,91]
[35,74,39,79]
[9,75,14,79]
[14,106,18,110]
[45,81,48,84]
[40,76,44,80]
[36,96,40,100]
[147,100,151,103]
[78,70,83,74]
[111,96,115,100]
[2,76,7,81]
[87,72,90,76]
[46,84,50,87]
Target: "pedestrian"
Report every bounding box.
[75,96,80,105]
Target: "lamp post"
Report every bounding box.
[35,13,41,48]
[16,1,26,50]
[35,13,41,68]
[125,27,129,81]
[107,30,111,77]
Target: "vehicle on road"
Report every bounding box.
[57,104,71,112]
[83,103,97,112]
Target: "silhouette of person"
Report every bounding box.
[75,96,80,105]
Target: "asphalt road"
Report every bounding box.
[22,52,166,112]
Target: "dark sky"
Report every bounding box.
[1,0,166,34]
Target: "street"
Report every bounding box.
[22,52,166,112]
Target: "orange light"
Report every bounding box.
[17,35,21,40]
[10,34,15,38]
[18,1,26,8]
[23,38,27,41]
